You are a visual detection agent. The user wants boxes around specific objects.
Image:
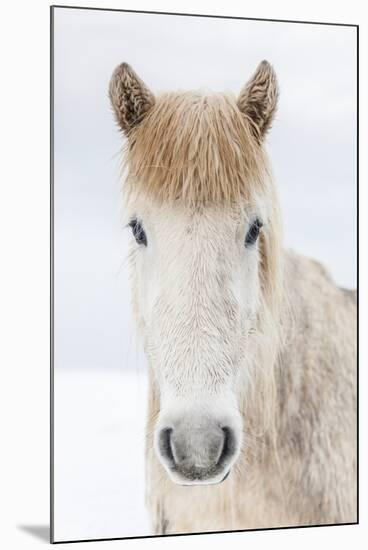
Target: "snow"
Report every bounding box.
[53,368,152,542]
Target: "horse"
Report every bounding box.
[109,61,357,535]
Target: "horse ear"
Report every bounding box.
[237,60,279,141]
[109,63,155,134]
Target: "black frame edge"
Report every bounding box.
[50,4,55,545]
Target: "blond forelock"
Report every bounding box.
[122,91,269,207]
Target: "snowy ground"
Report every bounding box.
[53,368,152,542]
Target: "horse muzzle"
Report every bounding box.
[155,414,241,486]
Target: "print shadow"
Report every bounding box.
[17,525,50,543]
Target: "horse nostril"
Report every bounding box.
[158,428,175,465]
[217,427,236,467]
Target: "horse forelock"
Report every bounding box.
[121,91,270,207]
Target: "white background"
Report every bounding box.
[0,1,366,550]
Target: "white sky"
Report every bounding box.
[53,8,357,371]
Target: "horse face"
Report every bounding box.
[126,198,265,485]
[110,61,279,485]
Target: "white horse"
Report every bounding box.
[109,61,357,535]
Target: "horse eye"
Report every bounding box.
[245,218,263,247]
[129,219,147,246]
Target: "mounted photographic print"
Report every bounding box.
[50,6,358,543]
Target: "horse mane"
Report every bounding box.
[122,91,270,206]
